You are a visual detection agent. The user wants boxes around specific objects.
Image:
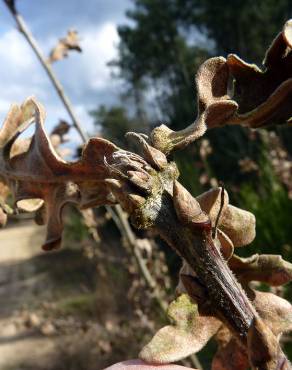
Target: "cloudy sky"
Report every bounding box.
[0,0,131,144]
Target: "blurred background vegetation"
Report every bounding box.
[1,0,292,369]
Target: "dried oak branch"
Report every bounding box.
[1,10,292,369]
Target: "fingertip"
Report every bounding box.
[104,359,196,370]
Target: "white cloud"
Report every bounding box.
[52,22,120,95]
[0,29,34,70]
[83,22,120,90]
[0,21,121,144]
[0,29,48,118]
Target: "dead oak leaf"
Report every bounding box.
[0,97,118,250]
[141,287,292,365]
[150,57,237,154]
[139,294,221,364]
[229,254,292,287]
[149,20,292,154]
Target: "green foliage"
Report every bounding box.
[114,0,211,129]
[206,126,262,186]
[237,183,292,257]
[174,149,203,196]
[56,293,97,317]
[117,0,181,81]
[63,208,89,244]
[175,0,292,62]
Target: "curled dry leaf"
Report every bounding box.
[148,286,292,365]
[48,30,81,63]
[227,19,292,128]
[139,294,221,364]
[50,120,72,158]
[149,20,292,155]
[150,57,237,154]
[102,138,180,218]
[126,132,168,170]
[209,19,292,129]
[212,337,249,370]
[173,181,210,227]
[197,187,256,249]
[229,254,292,286]
[0,97,118,250]
[247,317,287,370]
[251,290,292,337]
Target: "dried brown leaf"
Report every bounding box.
[150,58,238,154]
[229,254,292,286]
[50,119,70,143]
[247,317,282,370]
[48,30,81,63]
[139,294,221,363]
[197,187,255,248]
[0,97,118,250]
[173,181,210,227]
[219,204,256,248]
[50,120,72,158]
[149,20,292,154]
[196,187,229,225]
[224,20,292,129]
[212,337,249,370]
[126,132,168,170]
[252,290,292,336]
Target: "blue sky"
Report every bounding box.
[0,0,131,144]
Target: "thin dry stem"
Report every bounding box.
[3,3,202,368]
